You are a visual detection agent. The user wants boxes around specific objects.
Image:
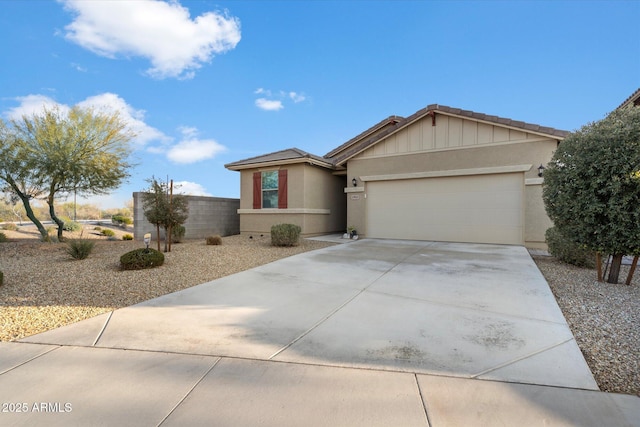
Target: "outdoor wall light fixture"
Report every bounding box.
[538,164,546,177]
[352,178,358,187]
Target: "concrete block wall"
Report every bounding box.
[133,192,240,241]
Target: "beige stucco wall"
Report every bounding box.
[237,163,346,236]
[345,115,559,247]
[524,182,553,248]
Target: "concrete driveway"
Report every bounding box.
[3,239,638,426]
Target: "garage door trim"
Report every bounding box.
[360,164,532,183]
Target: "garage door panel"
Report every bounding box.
[366,174,523,245]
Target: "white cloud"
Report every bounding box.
[4,93,169,148]
[4,94,65,119]
[71,62,87,72]
[78,93,170,146]
[253,88,307,111]
[61,0,241,79]
[289,91,306,103]
[255,98,284,111]
[166,127,226,164]
[173,181,212,196]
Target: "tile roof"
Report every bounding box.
[324,116,403,158]
[224,147,334,169]
[617,88,640,110]
[226,104,570,170]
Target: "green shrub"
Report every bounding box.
[206,235,222,245]
[112,215,133,226]
[101,229,116,237]
[172,225,186,243]
[122,234,134,240]
[66,239,95,260]
[545,227,595,268]
[2,223,18,231]
[0,232,7,243]
[271,223,301,247]
[94,226,102,231]
[120,248,164,270]
[63,221,82,232]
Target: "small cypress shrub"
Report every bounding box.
[545,226,595,268]
[206,235,222,245]
[0,232,7,243]
[101,229,116,237]
[66,239,95,260]
[120,248,165,270]
[172,225,186,243]
[271,223,301,247]
[122,234,134,240]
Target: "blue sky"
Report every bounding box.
[1,0,638,209]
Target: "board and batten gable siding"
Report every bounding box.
[354,114,544,159]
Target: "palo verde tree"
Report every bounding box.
[542,106,640,283]
[141,177,189,252]
[9,106,135,240]
[0,119,49,238]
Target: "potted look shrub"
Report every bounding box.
[345,226,358,240]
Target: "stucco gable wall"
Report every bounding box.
[354,115,542,159]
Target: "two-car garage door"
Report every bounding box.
[365,173,524,245]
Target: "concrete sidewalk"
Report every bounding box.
[2,239,638,426]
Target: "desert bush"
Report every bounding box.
[122,234,134,240]
[112,215,133,226]
[271,223,301,247]
[2,223,18,231]
[545,227,596,268]
[63,221,82,232]
[120,248,164,270]
[94,226,102,231]
[101,229,116,237]
[206,235,222,245]
[0,232,7,243]
[172,225,186,243]
[66,239,95,260]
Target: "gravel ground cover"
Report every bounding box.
[0,231,334,342]
[533,255,639,396]
[1,226,637,396]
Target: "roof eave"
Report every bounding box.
[225,157,335,171]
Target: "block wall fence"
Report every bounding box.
[133,192,240,241]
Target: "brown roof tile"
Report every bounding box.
[226,104,570,170]
[225,147,333,170]
[617,88,640,110]
[324,116,403,158]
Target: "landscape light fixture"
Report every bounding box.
[352,178,357,187]
[538,164,545,177]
